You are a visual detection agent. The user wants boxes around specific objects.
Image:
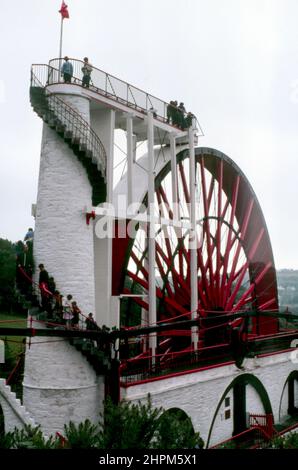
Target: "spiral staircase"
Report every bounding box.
[30,70,106,206]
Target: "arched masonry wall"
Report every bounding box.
[121,351,298,447]
[279,370,298,421]
[23,318,104,436]
[33,93,95,315]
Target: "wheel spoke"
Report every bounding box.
[225,228,265,310]
[231,261,272,312]
[200,158,215,299]
[220,175,240,305]
[222,198,254,306]
[119,150,279,363]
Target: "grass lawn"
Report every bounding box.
[0,311,27,385]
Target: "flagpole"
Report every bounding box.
[58,1,69,79]
[59,16,63,59]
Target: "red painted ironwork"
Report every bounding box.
[249,413,275,438]
[112,148,280,370]
[209,424,272,449]
[86,210,95,225]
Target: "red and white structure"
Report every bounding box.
[0,58,297,446]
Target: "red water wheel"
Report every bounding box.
[112,147,279,361]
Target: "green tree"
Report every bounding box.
[97,397,162,449]
[0,238,16,311]
[153,408,204,449]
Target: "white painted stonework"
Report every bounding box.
[23,317,104,436]
[121,351,298,447]
[34,110,95,315]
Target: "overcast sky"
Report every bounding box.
[0,0,297,269]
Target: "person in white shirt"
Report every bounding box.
[62,294,74,328]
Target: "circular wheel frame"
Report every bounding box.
[112,148,279,360]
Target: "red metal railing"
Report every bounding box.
[6,353,25,386]
[249,413,275,438]
[120,342,231,385]
[209,425,272,449]
[210,413,276,449]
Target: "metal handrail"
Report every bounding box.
[47,57,204,135]
[249,413,275,438]
[30,65,106,177]
[209,425,272,449]
[120,344,231,385]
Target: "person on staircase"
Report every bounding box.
[24,228,34,243]
[71,301,81,329]
[24,228,34,272]
[61,56,73,83]
[52,290,63,322]
[62,294,74,328]
[85,312,99,331]
[38,264,50,311]
[85,313,103,349]
[47,277,56,294]
[81,57,93,88]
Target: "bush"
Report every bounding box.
[0,238,17,311]
[97,397,162,449]
[63,420,99,448]
[0,425,58,449]
[269,432,298,449]
[0,396,204,449]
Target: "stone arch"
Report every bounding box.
[279,370,298,420]
[206,373,272,448]
[156,407,199,448]
[159,407,194,428]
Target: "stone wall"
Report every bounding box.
[23,318,104,436]
[121,351,298,447]
[33,94,95,315]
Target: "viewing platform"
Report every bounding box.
[31,58,203,146]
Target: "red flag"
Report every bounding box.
[59,1,69,19]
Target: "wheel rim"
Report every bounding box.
[112,147,279,359]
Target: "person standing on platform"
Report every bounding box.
[61,56,73,83]
[81,57,93,88]
[177,102,186,129]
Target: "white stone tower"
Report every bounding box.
[23,58,189,434]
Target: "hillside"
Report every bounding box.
[277,269,298,313]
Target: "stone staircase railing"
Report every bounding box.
[0,379,36,432]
